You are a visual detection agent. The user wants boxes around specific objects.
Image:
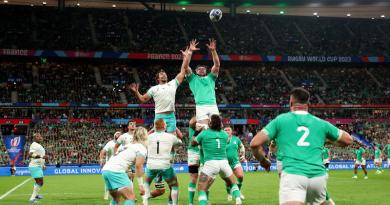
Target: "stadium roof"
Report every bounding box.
[3,0,390,18]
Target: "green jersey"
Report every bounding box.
[187,72,217,105]
[384,144,390,157]
[226,136,242,167]
[322,148,330,160]
[195,129,228,162]
[375,149,381,159]
[187,127,199,152]
[263,111,340,178]
[355,147,365,161]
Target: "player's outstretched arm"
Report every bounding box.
[181,40,200,77]
[135,156,146,195]
[335,130,353,147]
[207,38,220,76]
[128,83,151,103]
[250,130,271,171]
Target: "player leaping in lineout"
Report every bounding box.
[129,48,188,135]
[182,39,220,128]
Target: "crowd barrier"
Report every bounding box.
[0,161,387,176]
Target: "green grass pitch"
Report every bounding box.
[1,170,389,205]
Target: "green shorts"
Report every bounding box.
[155,113,176,133]
[102,171,132,191]
[29,167,44,179]
[146,167,176,181]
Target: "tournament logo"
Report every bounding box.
[10,136,21,147]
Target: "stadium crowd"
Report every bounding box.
[1,5,390,55]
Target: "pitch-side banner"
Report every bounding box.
[0,161,387,176]
[2,135,26,165]
[0,49,389,63]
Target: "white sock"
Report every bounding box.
[171,186,179,205]
[30,184,41,200]
[104,186,109,200]
[143,183,150,204]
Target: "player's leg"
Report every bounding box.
[306,174,327,205]
[142,169,158,205]
[150,174,166,198]
[104,185,110,200]
[220,160,241,205]
[198,172,215,205]
[233,164,245,200]
[28,167,44,202]
[103,171,132,205]
[279,172,307,205]
[188,165,199,205]
[117,185,136,205]
[352,161,359,178]
[163,167,179,205]
[109,190,120,205]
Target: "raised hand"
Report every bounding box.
[189,39,200,52]
[129,83,139,93]
[180,46,190,58]
[206,38,217,51]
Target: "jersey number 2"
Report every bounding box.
[297,126,310,147]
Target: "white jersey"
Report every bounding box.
[146,79,179,113]
[103,140,116,161]
[102,143,147,173]
[116,132,134,147]
[28,142,45,168]
[147,131,182,170]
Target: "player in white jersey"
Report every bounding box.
[129,51,187,134]
[114,120,136,154]
[143,119,182,205]
[99,131,122,200]
[28,133,47,203]
[102,127,148,205]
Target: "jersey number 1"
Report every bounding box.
[157,141,160,154]
[216,139,220,149]
[297,126,310,147]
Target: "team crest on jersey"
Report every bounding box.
[11,137,21,147]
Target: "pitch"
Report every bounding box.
[1,170,389,205]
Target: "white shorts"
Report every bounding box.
[232,163,242,170]
[196,105,220,121]
[355,159,366,166]
[374,159,382,163]
[279,172,327,205]
[201,160,233,179]
[188,150,200,166]
[276,160,283,174]
[323,159,330,164]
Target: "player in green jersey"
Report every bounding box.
[384,139,390,169]
[224,126,246,201]
[192,115,242,205]
[182,39,221,128]
[374,145,384,174]
[250,87,353,205]
[353,145,368,179]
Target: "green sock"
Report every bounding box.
[225,182,231,194]
[188,182,196,204]
[231,184,240,199]
[124,200,134,205]
[326,191,330,200]
[206,191,209,199]
[198,191,207,205]
[237,178,243,190]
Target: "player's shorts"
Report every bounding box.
[276,160,283,174]
[355,159,366,166]
[188,150,200,166]
[155,112,176,133]
[28,166,44,179]
[228,159,241,170]
[279,172,327,205]
[146,167,176,181]
[323,159,330,164]
[374,159,382,163]
[201,160,233,179]
[195,104,220,121]
[102,171,132,191]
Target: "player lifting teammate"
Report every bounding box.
[251,87,353,205]
[192,115,243,205]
